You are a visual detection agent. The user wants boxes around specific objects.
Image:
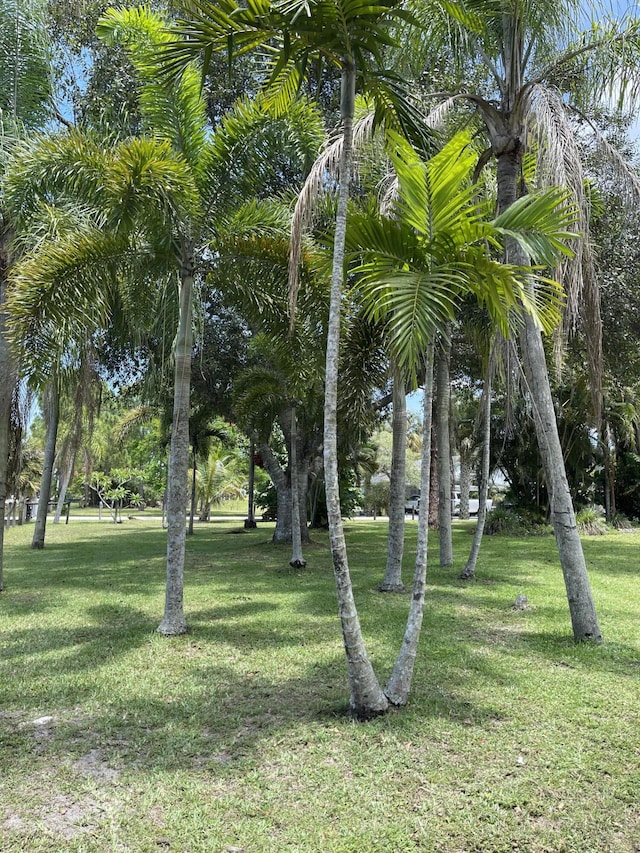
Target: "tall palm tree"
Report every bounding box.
[348,130,575,705]
[413,0,640,640]
[0,0,54,589]
[5,7,323,628]
[163,0,435,717]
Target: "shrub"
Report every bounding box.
[576,506,608,535]
[609,512,635,531]
[484,506,551,536]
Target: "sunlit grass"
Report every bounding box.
[0,518,638,851]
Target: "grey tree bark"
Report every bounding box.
[187,447,197,535]
[32,376,60,549]
[53,444,77,525]
[385,343,435,705]
[380,363,406,592]
[244,439,257,529]
[458,440,472,520]
[460,371,492,580]
[158,242,193,636]
[497,150,601,642]
[428,418,438,529]
[436,339,453,565]
[0,226,16,591]
[289,404,306,567]
[324,59,388,718]
[259,436,309,545]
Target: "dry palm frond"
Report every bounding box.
[527,83,603,422]
[288,110,378,323]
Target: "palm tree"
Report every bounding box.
[195,445,244,521]
[5,7,322,628]
[412,0,640,640]
[163,0,436,717]
[0,0,54,589]
[348,130,575,704]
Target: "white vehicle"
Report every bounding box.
[452,490,493,516]
[404,495,420,513]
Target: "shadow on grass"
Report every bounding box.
[1,604,157,668]
[0,648,511,782]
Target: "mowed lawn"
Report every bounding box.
[0,517,638,852]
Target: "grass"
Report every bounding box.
[0,517,639,852]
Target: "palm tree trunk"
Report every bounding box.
[385,342,435,705]
[428,418,438,528]
[460,370,492,579]
[158,244,193,636]
[380,363,406,591]
[244,439,257,529]
[53,449,76,524]
[188,446,196,536]
[32,376,60,549]
[289,404,306,568]
[324,59,388,718]
[497,150,601,642]
[458,445,471,520]
[0,229,16,591]
[436,338,453,565]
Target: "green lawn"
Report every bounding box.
[0,518,638,852]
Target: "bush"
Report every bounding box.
[609,512,635,531]
[576,506,608,535]
[484,506,551,536]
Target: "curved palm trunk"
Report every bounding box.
[460,370,492,580]
[32,376,60,549]
[158,245,193,636]
[53,447,76,524]
[260,438,309,545]
[436,338,453,565]
[289,404,306,568]
[380,363,406,591]
[497,150,601,642]
[385,342,435,705]
[324,60,388,718]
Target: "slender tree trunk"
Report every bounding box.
[187,446,196,536]
[385,343,435,705]
[32,376,60,549]
[324,60,388,718]
[458,443,471,520]
[0,227,15,591]
[497,150,601,642]
[460,370,492,579]
[260,439,309,545]
[158,244,193,636]
[244,439,257,529]
[289,405,306,568]
[380,363,406,592]
[428,418,439,529]
[602,422,615,521]
[436,340,453,565]
[53,448,76,524]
